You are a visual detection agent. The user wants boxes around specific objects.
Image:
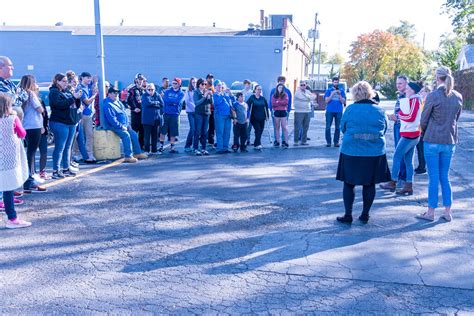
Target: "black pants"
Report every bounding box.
[233,122,248,150]
[343,182,376,216]
[208,111,215,145]
[131,112,144,149]
[251,119,265,147]
[39,132,48,172]
[143,121,160,153]
[24,128,42,189]
[416,135,425,171]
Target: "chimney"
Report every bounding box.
[213,22,216,27]
[182,23,186,27]
[264,16,268,30]
[260,10,264,29]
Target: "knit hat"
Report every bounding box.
[214,79,222,86]
[173,77,182,86]
[408,82,422,94]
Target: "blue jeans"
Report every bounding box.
[424,142,455,208]
[325,111,342,145]
[214,114,231,152]
[185,112,196,149]
[391,137,419,183]
[50,121,76,171]
[194,114,209,150]
[76,122,89,160]
[112,126,142,157]
[393,123,407,181]
[2,191,16,220]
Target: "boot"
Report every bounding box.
[379,180,396,192]
[336,214,353,224]
[396,182,413,195]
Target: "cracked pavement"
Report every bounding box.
[1,102,473,314]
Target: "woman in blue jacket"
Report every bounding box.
[213,80,235,153]
[336,81,391,224]
[141,83,164,154]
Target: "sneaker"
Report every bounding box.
[202,150,210,156]
[39,171,52,180]
[69,165,79,173]
[26,185,48,193]
[134,153,148,159]
[326,144,331,147]
[282,142,289,148]
[170,147,179,154]
[415,212,435,221]
[5,218,32,229]
[184,147,193,153]
[71,161,80,168]
[14,191,23,197]
[336,215,353,224]
[300,142,309,146]
[62,169,77,177]
[256,145,263,150]
[14,198,24,205]
[31,173,45,184]
[273,141,280,147]
[334,143,340,147]
[440,212,453,222]
[195,149,202,156]
[124,157,138,163]
[52,171,65,179]
[415,169,427,175]
[241,149,249,153]
[158,146,164,153]
[85,159,97,164]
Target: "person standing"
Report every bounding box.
[213,80,234,153]
[414,85,432,175]
[416,66,463,222]
[76,72,98,163]
[184,78,197,152]
[381,75,409,189]
[293,81,314,146]
[247,85,269,150]
[336,81,391,224]
[271,83,289,148]
[0,56,28,121]
[159,78,184,154]
[193,78,212,156]
[324,77,346,147]
[205,74,216,147]
[269,76,292,143]
[381,82,423,195]
[232,92,249,153]
[141,83,164,154]
[0,92,31,228]
[127,73,146,149]
[19,75,47,192]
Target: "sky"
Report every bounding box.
[2,0,454,58]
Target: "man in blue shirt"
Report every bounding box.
[76,72,97,163]
[269,76,292,144]
[324,77,346,147]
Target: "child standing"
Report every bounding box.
[0,92,31,228]
[232,92,249,153]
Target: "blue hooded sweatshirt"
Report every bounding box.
[213,92,235,116]
[163,88,184,116]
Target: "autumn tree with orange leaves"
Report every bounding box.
[342,30,428,98]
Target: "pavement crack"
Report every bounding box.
[412,240,426,286]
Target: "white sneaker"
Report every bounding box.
[6,218,32,229]
[69,165,79,173]
[32,173,45,184]
[256,145,263,150]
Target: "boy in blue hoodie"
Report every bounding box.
[159,78,184,153]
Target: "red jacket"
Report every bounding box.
[271,94,289,111]
[399,95,422,138]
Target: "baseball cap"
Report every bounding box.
[80,72,92,78]
[173,77,182,86]
[108,87,120,94]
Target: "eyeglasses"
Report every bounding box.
[172,82,178,85]
[300,84,306,86]
[147,89,155,91]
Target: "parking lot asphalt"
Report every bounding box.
[1,101,473,314]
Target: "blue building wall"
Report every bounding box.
[0,31,284,95]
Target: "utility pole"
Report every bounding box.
[310,13,319,81]
[94,0,106,102]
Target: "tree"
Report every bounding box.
[435,33,464,71]
[343,30,428,98]
[442,0,474,38]
[328,53,345,65]
[387,20,417,42]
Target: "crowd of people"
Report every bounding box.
[0,53,464,229]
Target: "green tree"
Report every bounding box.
[328,53,345,65]
[387,20,417,42]
[443,0,474,37]
[435,33,464,70]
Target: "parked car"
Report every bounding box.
[230,80,259,96]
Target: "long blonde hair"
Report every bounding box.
[436,66,454,96]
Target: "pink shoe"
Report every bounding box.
[14,191,23,197]
[14,198,24,205]
[39,171,52,180]
[5,218,32,229]
[0,202,4,210]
